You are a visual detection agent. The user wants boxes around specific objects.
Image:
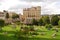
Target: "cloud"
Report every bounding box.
[8,1,32,14]
[9,2,31,10]
[0,0,3,2]
[20,0,44,2]
[8,1,43,14]
[20,0,60,2]
[0,0,60,15]
[0,0,20,11]
[0,3,1,5]
[41,2,60,15]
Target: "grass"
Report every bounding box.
[0,25,60,40]
[0,25,20,40]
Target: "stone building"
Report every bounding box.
[0,12,5,20]
[3,11,17,23]
[20,6,41,24]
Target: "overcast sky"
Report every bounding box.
[0,0,60,15]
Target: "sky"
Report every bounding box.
[0,0,60,15]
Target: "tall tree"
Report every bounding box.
[0,19,4,27]
[38,18,44,26]
[32,19,38,25]
[58,20,60,27]
[51,15,59,26]
[43,16,50,25]
[6,13,9,19]
[12,14,19,19]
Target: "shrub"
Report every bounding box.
[43,16,50,25]
[20,26,30,35]
[15,31,24,40]
[58,20,60,28]
[15,21,20,25]
[29,26,35,31]
[0,19,5,27]
[38,18,44,26]
[12,13,19,19]
[31,32,38,35]
[32,19,38,25]
[51,15,59,26]
[45,24,52,30]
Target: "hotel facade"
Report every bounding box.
[20,6,41,24]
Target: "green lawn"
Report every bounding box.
[0,25,60,40]
[0,25,20,40]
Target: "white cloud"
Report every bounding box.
[0,0,20,11]
[42,2,60,15]
[0,0,60,14]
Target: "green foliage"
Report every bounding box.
[45,24,52,30]
[2,25,60,40]
[31,32,39,35]
[38,16,50,26]
[12,14,19,19]
[15,21,20,25]
[38,18,45,26]
[32,19,38,25]
[0,19,4,27]
[51,15,59,26]
[15,31,25,40]
[43,16,50,25]
[5,13,9,19]
[21,26,30,35]
[58,20,60,27]
[29,26,35,31]
[31,15,59,26]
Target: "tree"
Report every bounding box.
[58,20,60,27]
[15,21,20,25]
[45,24,52,30]
[38,18,44,26]
[0,19,4,27]
[12,14,19,19]
[51,15,59,26]
[5,13,9,19]
[43,16,50,25]
[32,19,38,25]
[12,14,20,23]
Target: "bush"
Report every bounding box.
[12,13,19,19]
[29,26,35,31]
[45,24,52,30]
[32,19,38,25]
[5,23,11,26]
[15,21,20,25]
[31,32,38,35]
[43,16,50,25]
[38,18,44,26]
[51,15,59,26]
[15,31,24,40]
[58,20,60,28]
[20,26,30,35]
[0,19,5,27]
